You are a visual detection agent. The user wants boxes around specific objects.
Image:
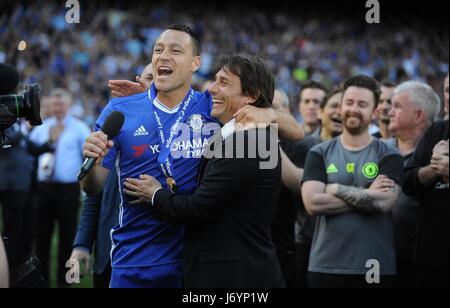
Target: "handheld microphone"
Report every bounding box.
[0,63,19,95]
[78,111,125,181]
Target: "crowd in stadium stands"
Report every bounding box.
[0,1,448,125]
[0,1,448,288]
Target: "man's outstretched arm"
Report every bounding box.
[234,105,304,141]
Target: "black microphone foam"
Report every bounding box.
[102,111,125,139]
[0,63,19,95]
[78,111,124,182]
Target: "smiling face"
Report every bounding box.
[319,92,343,137]
[151,29,200,94]
[208,68,253,124]
[341,86,376,135]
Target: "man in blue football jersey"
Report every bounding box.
[82,25,303,288]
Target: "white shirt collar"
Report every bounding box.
[152,98,182,114]
[221,118,236,140]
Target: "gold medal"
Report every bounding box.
[166,177,178,193]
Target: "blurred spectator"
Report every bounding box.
[373,82,396,140]
[312,87,343,142]
[39,96,53,122]
[109,62,153,97]
[272,89,313,287]
[387,80,441,287]
[297,81,328,136]
[402,76,449,288]
[0,2,447,123]
[139,62,154,88]
[29,88,90,287]
[273,88,319,288]
[272,89,291,115]
[444,75,449,119]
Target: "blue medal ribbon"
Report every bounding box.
[148,85,196,189]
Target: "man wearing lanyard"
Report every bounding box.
[82,25,303,288]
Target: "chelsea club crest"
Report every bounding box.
[188,114,204,131]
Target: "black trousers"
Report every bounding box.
[308,272,397,288]
[396,257,417,288]
[416,265,449,288]
[276,249,296,288]
[295,241,312,288]
[93,262,112,288]
[0,191,29,272]
[35,182,80,288]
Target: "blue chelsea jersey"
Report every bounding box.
[95,84,219,268]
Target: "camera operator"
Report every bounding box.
[0,119,55,274]
[0,122,34,273]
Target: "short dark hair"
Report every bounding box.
[217,54,275,108]
[343,75,381,108]
[300,80,329,101]
[166,24,201,56]
[320,86,343,109]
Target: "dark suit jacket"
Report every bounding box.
[153,127,285,288]
[0,125,33,192]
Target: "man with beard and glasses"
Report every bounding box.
[302,75,404,288]
[373,82,396,140]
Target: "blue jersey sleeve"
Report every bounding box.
[95,101,118,170]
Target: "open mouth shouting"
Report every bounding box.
[157,66,174,79]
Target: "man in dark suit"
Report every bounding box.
[0,121,57,275]
[123,54,285,288]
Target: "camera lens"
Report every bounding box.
[0,84,42,128]
[23,84,42,126]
